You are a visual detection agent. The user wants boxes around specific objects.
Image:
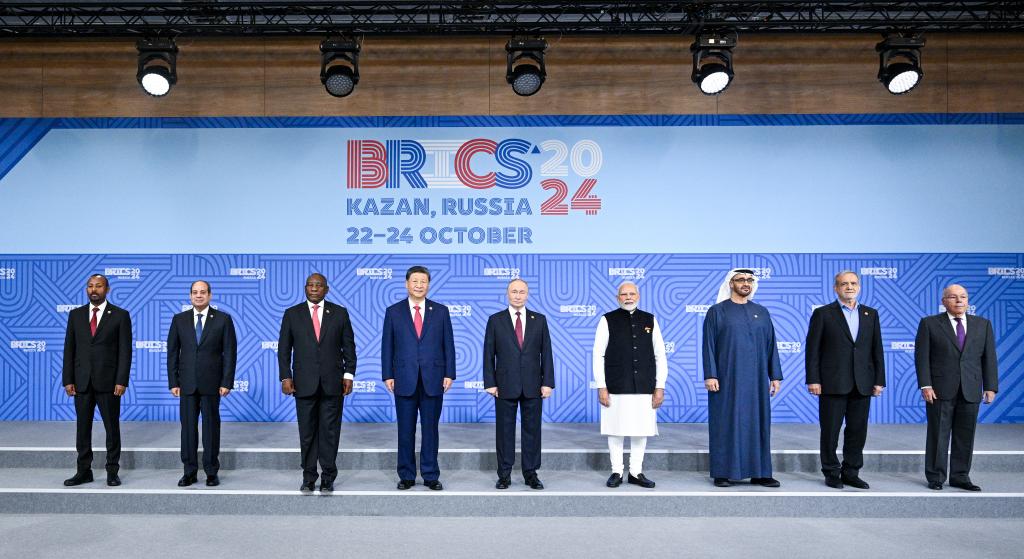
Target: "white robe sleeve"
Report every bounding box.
[652,317,668,389]
[592,316,609,389]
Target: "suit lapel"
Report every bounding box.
[198,310,213,346]
[400,300,419,340]
[319,303,333,344]
[937,314,962,351]
[853,307,871,345]
[828,302,854,343]
[963,315,982,351]
[93,304,115,338]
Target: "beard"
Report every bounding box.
[620,301,638,312]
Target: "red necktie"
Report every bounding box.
[414,305,423,339]
[90,307,99,337]
[515,311,524,348]
[311,304,321,341]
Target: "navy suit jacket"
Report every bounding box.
[805,301,885,395]
[62,303,132,392]
[482,308,555,399]
[278,301,357,397]
[915,313,999,403]
[381,298,456,397]
[167,308,237,395]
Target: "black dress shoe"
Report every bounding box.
[841,475,870,490]
[950,480,982,492]
[64,471,94,487]
[300,481,316,493]
[525,477,545,490]
[825,477,844,489]
[205,475,220,487]
[606,473,623,488]
[177,473,198,487]
[751,477,780,488]
[424,480,443,491]
[713,478,733,487]
[397,479,415,490]
[927,481,943,490]
[627,473,656,489]
[495,477,511,490]
[106,473,121,487]
[320,479,335,492]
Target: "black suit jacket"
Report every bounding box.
[62,303,132,392]
[167,308,237,395]
[483,308,555,399]
[805,301,885,395]
[278,301,357,397]
[915,313,999,403]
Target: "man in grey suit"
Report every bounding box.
[483,278,555,490]
[167,280,237,487]
[915,284,999,491]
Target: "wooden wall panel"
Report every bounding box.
[948,34,1024,113]
[0,40,44,116]
[0,34,1020,118]
[264,37,491,116]
[488,36,718,115]
[718,35,948,114]
[40,38,265,117]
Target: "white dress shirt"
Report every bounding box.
[508,306,526,338]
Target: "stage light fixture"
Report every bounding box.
[136,38,178,97]
[690,32,736,95]
[320,39,360,98]
[506,38,547,96]
[876,34,925,95]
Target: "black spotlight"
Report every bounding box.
[136,38,178,97]
[876,34,925,95]
[320,39,361,98]
[506,38,547,97]
[690,32,736,95]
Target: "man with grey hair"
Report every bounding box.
[592,281,668,489]
[805,271,885,490]
[915,284,998,491]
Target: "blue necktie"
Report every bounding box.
[196,313,204,344]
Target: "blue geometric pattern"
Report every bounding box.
[1,253,1021,423]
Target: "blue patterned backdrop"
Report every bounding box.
[1,253,1021,423]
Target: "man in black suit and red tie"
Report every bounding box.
[805,271,885,489]
[167,280,237,487]
[916,284,999,491]
[278,273,357,493]
[483,278,555,490]
[62,274,132,487]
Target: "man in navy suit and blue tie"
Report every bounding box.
[382,266,456,490]
[167,280,237,487]
[483,278,554,490]
[915,284,998,491]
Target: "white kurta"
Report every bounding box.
[593,313,669,437]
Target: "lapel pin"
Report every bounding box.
[326,309,331,314]
[429,306,433,311]
[530,315,535,320]
[754,314,758,318]
[864,311,869,316]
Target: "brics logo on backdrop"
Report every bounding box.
[356,268,393,280]
[105,267,141,280]
[0,267,15,280]
[230,268,266,280]
[345,138,603,191]
[10,340,46,352]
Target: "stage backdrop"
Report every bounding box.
[1,114,1022,423]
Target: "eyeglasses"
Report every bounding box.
[731,277,756,284]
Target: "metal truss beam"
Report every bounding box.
[0,2,1021,37]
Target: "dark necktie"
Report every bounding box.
[195,313,204,344]
[515,311,524,348]
[955,317,966,350]
[414,305,423,338]
[90,307,99,337]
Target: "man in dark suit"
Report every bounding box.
[805,271,885,489]
[62,274,132,487]
[381,265,456,490]
[167,280,237,487]
[278,273,357,493]
[483,278,555,490]
[915,284,998,491]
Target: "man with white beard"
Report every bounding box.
[592,281,668,488]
